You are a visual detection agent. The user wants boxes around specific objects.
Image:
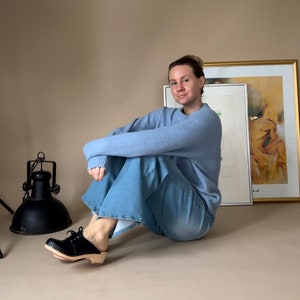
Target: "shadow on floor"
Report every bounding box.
[206,202,287,238]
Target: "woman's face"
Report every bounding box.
[169,64,205,114]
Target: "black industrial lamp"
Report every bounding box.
[10,152,72,235]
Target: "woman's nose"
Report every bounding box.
[177,83,184,91]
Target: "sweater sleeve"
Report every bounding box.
[84,109,162,169]
[84,107,221,169]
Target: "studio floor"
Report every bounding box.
[1,201,300,300]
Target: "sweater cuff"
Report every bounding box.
[87,156,111,170]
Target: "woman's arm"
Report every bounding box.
[84,107,221,169]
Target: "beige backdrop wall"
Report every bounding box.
[1,0,299,217]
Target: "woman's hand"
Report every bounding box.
[88,166,106,181]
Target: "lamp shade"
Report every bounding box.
[10,152,72,235]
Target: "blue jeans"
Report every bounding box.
[82,156,214,241]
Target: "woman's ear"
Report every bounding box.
[199,76,205,88]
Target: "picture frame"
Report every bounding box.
[164,83,253,206]
[204,60,300,202]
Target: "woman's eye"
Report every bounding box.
[170,82,177,86]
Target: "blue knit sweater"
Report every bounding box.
[83,103,222,216]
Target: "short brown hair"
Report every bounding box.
[168,55,205,79]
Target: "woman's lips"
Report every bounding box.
[177,94,187,99]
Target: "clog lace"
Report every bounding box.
[65,226,84,242]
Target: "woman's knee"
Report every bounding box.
[163,220,211,241]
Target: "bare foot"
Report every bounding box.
[83,217,117,252]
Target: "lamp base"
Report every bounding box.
[10,198,72,235]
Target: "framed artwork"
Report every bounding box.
[204,60,300,202]
[164,83,253,206]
